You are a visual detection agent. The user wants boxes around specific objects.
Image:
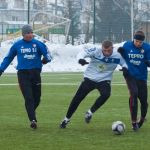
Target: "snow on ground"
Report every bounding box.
[0,37,124,73]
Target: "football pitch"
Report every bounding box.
[0,72,150,150]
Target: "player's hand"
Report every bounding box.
[78,59,89,66]
[144,60,150,67]
[42,58,48,64]
[0,69,3,76]
[119,67,130,78]
[117,47,125,59]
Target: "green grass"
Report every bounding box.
[0,72,150,150]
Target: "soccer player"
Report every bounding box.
[0,24,52,129]
[118,31,150,131]
[60,40,128,128]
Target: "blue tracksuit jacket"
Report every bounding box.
[0,38,52,71]
[123,41,150,81]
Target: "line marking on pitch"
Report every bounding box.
[0,82,127,86]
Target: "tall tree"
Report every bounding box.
[62,0,82,44]
[95,0,131,43]
[81,0,92,43]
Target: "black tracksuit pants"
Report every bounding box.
[17,69,41,122]
[66,78,111,119]
[125,76,148,123]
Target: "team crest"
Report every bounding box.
[141,49,144,53]
[98,64,106,71]
[105,58,108,62]
[33,44,36,47]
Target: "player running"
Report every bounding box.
[118,31,150,131]
[60,40,128,128]
[0,24,52,129]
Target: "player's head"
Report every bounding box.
[22,24,33,41]
[102,40,113,57]
[133,30,145,48]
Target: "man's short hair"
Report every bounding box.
[102,40,113,48]
[134,30,145,36]
[134,30,145,41]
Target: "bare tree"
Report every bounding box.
[82,0,92,43]
[62,0,82,44]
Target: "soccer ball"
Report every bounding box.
[112,121,125,135]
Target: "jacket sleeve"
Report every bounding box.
[76,47,97,61]
[38,42,52,63]
[118,53,128,69]
[0,45,17,71]
[144,44,150,67]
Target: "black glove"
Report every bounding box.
[42,58,48,64]
[117,47,125,59]
[119,67,130,78]
[78,59,89,66]
[144,60,150,67]
[0,69,3,76]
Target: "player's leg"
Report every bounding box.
[31,69,41,129]
[125,77,138,131]
[137,80,148,128]
[32,69,41,110]
[85,80,111,123]
[17,70,37,129]
[91,80,111,113]
[60,78,95,128]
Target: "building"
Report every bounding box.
[0,0,65,40]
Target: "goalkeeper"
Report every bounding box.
[0,24,52,129]
[60,40,128,128]
[118,31,150,131]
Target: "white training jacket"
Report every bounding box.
[77,47,128,82]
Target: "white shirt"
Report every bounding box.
[77,47,127,82]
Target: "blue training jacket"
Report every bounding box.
[0,38,52,71]
[123,41,150,81]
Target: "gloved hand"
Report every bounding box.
[78,59,89,66]
[117,47,125,59]
[0,69,3,76]
[42,58,48,64]
[119,67,130,78]
[144,60,150,67]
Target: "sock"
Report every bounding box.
[88,109,93,115]
[64,116,70,121]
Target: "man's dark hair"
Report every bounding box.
[102,40,113,48]
[134,30,145,36]
[134,30,145,41]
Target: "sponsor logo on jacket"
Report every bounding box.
[128,54,144,59]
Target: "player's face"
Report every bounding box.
[23,32,34,41]
[134,39,143,48]
[102,46,113,57]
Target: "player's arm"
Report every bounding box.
[144,45,150,67]
[0,45,17,76]
[118,53,131,78]
[77,47,96,66]
[143,60,150,67]
[77,50,89,66]
[38,42,52,64]
[117,47,126,59]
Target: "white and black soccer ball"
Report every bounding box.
[112,121,125,135]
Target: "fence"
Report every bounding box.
[0,0,150,44]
